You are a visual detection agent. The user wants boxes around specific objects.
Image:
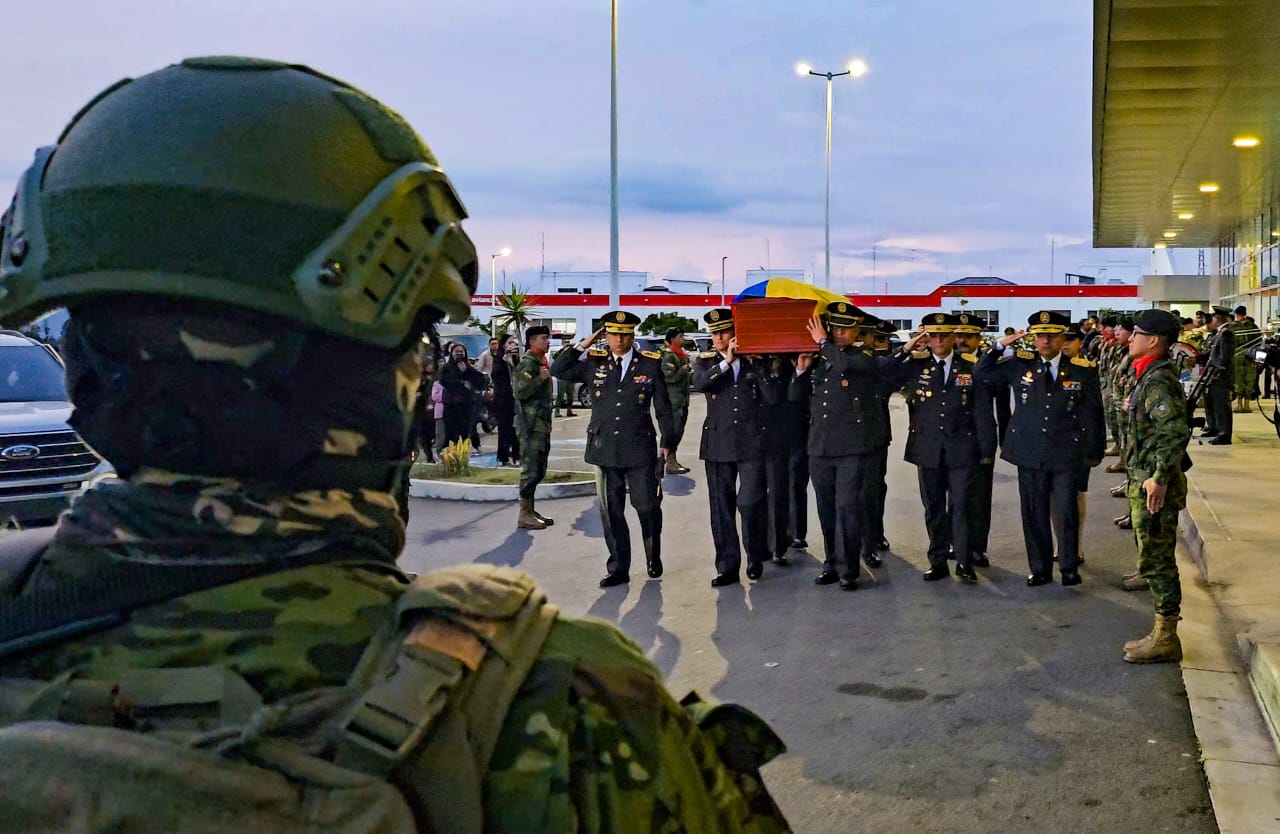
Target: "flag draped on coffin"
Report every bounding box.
[731,278,851,353]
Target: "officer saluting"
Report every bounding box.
[951,312,996,567]
[977,311,1105,586]
[551,311,676,587]
[888,313,996,583]
[789,301,888,591]
[692,308,779,586]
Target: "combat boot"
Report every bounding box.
[532,503,555,526]
[1110,480,1128,498]
[1104,445,1120,457]
[665,455,690,475]
[1233,397,1251,414]
[1124,615,1182,664]
[517,499,547,530]
[1120,572,1149,591]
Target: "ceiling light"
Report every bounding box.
[1154,243,1167,249]
[1163,232,1177,238]
[1199,183,1219,193]
[1233,137,1261,148]
[1177,212,1194,220]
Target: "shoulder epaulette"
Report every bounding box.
[961,352,978,363]
[1015,348,1035,360]
[640,349,661,360]
[911,349,930,359]
[1071,356,1094,368]
[588,348,608,357]
[700,350,719,359]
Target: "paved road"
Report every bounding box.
[405,394,1216,833]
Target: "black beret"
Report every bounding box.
[1133,309,1180,341]
[525,325,550,339]
[665,327,684,342]
[1234,305,1247,316]
[1118,316,1135,331]
[1101,315,1118,327]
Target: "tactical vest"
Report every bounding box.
[0,530,557,834]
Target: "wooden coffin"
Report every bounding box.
[731,298,820,354]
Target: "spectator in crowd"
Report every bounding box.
[439,341,488,446]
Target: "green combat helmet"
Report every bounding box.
[0,56,477,345]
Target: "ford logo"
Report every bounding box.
[1,444,41,461]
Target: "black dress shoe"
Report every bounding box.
[814,569,839,585]
[711,572,740,587]
[863,552,883,569]
[599,573,629,588]
[646,557,663,578]
[946,545,956,561]
[1061,571,1082,587]
[746,562,764,581]
[839,576,859,591]
[875,536,891,551]
[955,564,978,583]
[1207,437,1232,445]
[772,553,791,567]
[1026,573,1053,587]
[791,538,809,550]
[923,566,950,582]
[971,553,991,568]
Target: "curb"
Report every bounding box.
[408,475,595,502]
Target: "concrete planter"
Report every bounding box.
[408,475,595,502]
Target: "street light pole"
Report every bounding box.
[721,256,728,305]
[609,0,620,309]
[490,247,511,335]
[796,59,868,290]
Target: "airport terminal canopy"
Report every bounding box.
[1093,0,1280,248]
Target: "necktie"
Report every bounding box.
[1042,361,1053,390]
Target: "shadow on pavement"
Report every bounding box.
[473,529,534,567]
[620,581,683,677]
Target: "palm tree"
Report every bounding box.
[491,285,541,340]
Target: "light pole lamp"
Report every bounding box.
[796,58,868,289]
[490,247,511,334]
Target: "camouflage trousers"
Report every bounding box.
[1103,392,1121,446]
[519,430,550,501]
[1127,478,1182,616]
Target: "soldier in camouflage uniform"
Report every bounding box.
[513,325,556,530]
[0,57,791,833]
[661,327,694,474]
[1119,310,1193,664]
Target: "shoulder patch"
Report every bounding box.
[961,352,978,363]
[640,349,661,360]
[1015,348,1035,361]
[911,349,930,359]
[1071,356,1094,368]
[700,350,719,359]
[587,348,608,357]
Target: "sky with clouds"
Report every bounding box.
[0,0,1182,296]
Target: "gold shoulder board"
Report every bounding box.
[1071,356,1094,368]
[700,350,719,359]
[911,349,930,359]
[588,348,608,357]
[641,350,662,359]
[1015,349,1035,360]
[961,352,978,363]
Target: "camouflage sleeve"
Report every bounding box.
[1142,371,1191,486]
[482,617,792,833]
[511,357,542,403]
[660,351,681,387]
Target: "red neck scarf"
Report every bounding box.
[670,344,685,359]
[1133,352,1159,380]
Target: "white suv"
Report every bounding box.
[0,331,113,527]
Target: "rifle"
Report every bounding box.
[1185,365,1221,429]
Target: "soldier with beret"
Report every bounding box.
[512,324,556,530]
[660,327,694,474]
[692,308,780,586]
[551,310,676,587]
[1120,309,1193,663]
[1202,305,1236,444]
[886,313,996,583]
[950,312,997,567]
[977,311,1105,586]
[789,301,892,591]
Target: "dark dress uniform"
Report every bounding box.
[886,334,996,578]
[761,358,804,562]
[860,321,898,567]
[1204,309,1235,443]
[976,312,1105,584]
[692,346,779,583]
[788,303,890,589]
[551,327,675,586]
